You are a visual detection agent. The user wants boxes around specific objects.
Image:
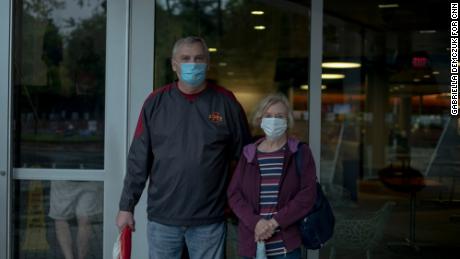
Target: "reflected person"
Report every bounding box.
[49,181,102,259]
[116,36,251,259]
[227,94,317,259]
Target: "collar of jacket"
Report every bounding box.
[243,136,300,164]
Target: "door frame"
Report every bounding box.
[0,0,12,258]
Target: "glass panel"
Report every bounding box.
[12,0,107,169]
[321,1,459,258]
[13,180,103,258]
[154,0,311,142]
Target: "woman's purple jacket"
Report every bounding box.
[227,137,317,257]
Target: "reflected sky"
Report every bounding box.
[24,0,105,35]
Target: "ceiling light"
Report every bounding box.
[254,25,266,30]
[322,74,345,79]
[227,72,235,76]
[423,75,430,78]
[419,30,437,34]
[251,10,264,15]
[218,62,227,67]
[432,71,440,75]
[413,78,421,82]
[378,4,399,8]
[208,48,217,52]
[300,85,327,90]
[322,62,361,69]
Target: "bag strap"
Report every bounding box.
[295,142,319,183]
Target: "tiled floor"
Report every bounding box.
[14,218,103,259]
[318,179,460,259]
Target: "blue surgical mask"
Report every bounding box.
[261,117,287,140]
[179,63,207,87]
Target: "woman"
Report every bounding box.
[227,94,317,259]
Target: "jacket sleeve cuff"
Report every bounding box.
[272,214,288,229]
[246,214,263,231]
[119,201,135,213]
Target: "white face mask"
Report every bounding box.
[261,117,287,140]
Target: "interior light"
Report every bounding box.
[423,75,430,78]
[322,74,345,79]
[322,62,361,69]
[254,25,266,30]
[218,62,227,67]
[419,30,437,34]
[251,11,264,15]
[413,78,421,82]
[208,48,218,52]
[378,4,399,8]
[227,72,235,76]
[432,71,440,75]
[300,85,327,90]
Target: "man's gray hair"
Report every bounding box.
[252,93,295,128]
[172,36,210,60]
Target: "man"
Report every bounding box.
[116,36,251,259]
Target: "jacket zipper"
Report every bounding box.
[254,162,261,214]
[276,149,294,210]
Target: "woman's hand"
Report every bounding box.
[254,219,278,241]
[268,218,279,229]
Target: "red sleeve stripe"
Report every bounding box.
[133,111,144,139]
[133,83,174,139]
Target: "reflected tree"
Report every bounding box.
[42,18,63,90]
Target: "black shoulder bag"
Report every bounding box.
[295,143,335,250]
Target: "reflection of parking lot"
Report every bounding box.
[19,144,103,169]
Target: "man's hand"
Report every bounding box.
[254,219,273,241]
[116,211,135,232]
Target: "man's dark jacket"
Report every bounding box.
[119,82,251,226]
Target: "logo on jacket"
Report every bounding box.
[208,112,223,123]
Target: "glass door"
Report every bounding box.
[10,1,107,258]
[1,1,130,258]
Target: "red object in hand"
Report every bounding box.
[120,226,132,259]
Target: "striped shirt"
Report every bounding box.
[257,146,287,257]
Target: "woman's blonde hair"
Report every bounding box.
[251,93,294,128]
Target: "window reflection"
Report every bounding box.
[13,0,107,169]
[154,0,311,141]
[13,180,103,259]
[320,1,459,258]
